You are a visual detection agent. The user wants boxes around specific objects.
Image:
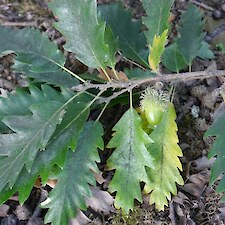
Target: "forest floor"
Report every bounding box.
[0,0,225,224]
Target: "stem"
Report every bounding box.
[96,102,110,122]
[112,67,119,80]
[189,64,192,73]
[129,89,133,109]
[101,67,112,82]
[54,62,86,83]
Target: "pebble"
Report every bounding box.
[213,10,222,19]
[1,214,19,225]
[222,4,225,13]
[14,205,31,221]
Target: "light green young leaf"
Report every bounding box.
[0,26,77,87]
[162,43,187,72]
[107,108,154,214]
[148,29,168,72]
[144,103,184,211]
[99,2,149,68]
[42,121,104,225]
[49,0,113,69]
[176,3,204,66]
[142,0,174,45]
[0,98,90,204]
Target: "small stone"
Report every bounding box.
[190,85,207,99]
[14,205,31,221]
[222,4,225,12]
[201,93,216,109]
[1,214,19,225]
[213,10,222,19]
[194,118,208,132]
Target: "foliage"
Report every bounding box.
[0,0,220,224]
[176,3,204,67]
[162,3,214,72]
[0,26,77,87]
[144,103,184,210]
[204,91,225,202]
[42,121,104,225]
[107,108,154,214]
[48,0,114,70]
[141,0,174,45]
[99,2,149,68]
[148,29,168,72]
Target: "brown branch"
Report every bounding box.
[72,69,225,92]
[72,69,225,104]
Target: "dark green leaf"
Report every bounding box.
[142,0,174,44]
[49,0,112,68]
[162,43,187,72]
[0,26,76,87]
[176,3,204,66]
[104,26,118,68]
[0,85,70,132]
[14,62,78,88]
[0,100,90,204]
[124,68,155,79]
[204,107,225,198]
[0,101,65,191]
[99,2,149,67]
[197,41,214,60]
[42,121,104,225]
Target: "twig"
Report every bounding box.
[72,70,225,104]
[72,69,225,93]
[191,0,214,11]
[0,21,37,27]
[205,24,225,43]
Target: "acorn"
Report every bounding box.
[140,87,169,128]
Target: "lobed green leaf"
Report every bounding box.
[99,2,149,68]
[142,0,174,45]
[176,3,204,66]
[144,103,184,211]
[49,0,114,69]
[0,101,65,191]
[0,84,71,132]
[0,96,90,204]
[204,105,225,201]
[162,43,187,72]
[42,121,104,225]
[107,108,154,214]
[0,26,77,87]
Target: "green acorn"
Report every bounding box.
[140,87,169,128]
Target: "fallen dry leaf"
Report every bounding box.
[192,156,215,171]
[0,204,9,217]
[93,171,106,185]
[182,171,210,198]
[69,210,90,225]
[98,68,129,81]
[85,186,114,215]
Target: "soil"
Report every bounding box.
[0,0,225,224]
